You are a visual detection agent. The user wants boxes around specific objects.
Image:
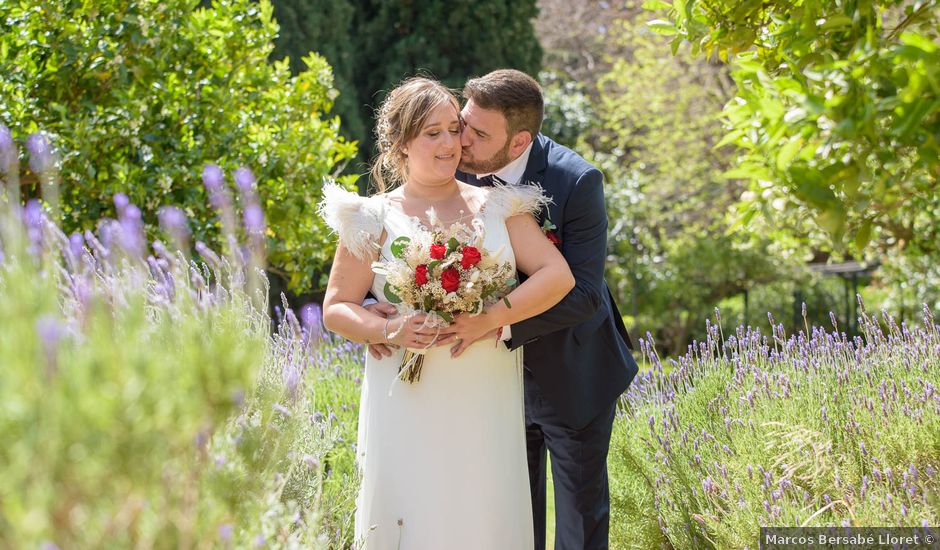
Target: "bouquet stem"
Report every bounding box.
[399,350,425,383]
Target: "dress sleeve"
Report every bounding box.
[317,181,384,261]
[483,183,552,220]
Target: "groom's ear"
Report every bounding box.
[509,130,532,159]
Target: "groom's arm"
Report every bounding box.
[507,168,607,350]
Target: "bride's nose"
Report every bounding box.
[443,130,459,150]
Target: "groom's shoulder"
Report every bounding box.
[539,134,598,180]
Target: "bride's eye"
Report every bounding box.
[427,131,440,137]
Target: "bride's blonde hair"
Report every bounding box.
[371,77,460,193]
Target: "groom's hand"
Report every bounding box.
[447,313,500,358]
[363,302,400,360]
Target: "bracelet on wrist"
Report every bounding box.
[382,318,391,343]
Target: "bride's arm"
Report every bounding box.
[323,241,440,349]
[447,214,574,356]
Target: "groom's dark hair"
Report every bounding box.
[463,69,543,141]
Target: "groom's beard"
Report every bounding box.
[458,140,512,175]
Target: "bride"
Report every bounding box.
[320,77,573,549]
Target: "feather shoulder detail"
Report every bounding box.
[483,182,552,220]
[317,181,384,260]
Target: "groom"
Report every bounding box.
[455,69,638,550]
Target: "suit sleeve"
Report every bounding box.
[508,168,607,349]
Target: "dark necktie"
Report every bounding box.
[477,174,507,187]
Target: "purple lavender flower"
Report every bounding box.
[283,363,301,401]
[68,232,85,261]
[218,523,233,541]
[35,315,64,373]
[702,477,714,494]
[0,124,15,173]
[303,454,320,470]
[23,199,46,255]
[157,205,190,245]
[98,219,121,250]
[203,164,227,209]
[24,199,43,229]
[243,203,265,235]
[299,302,323,341]
[234,166,256,194]
[26,132,55,174]
[272,403,292,417]
[113,193,129,215]
[119,204,145,257]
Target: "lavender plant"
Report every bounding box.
[0,127,362,548]
[611,306,940,548]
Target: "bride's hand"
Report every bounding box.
[387,314,454,350]
[446,313,500,357]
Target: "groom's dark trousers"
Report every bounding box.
[462,134,638,550]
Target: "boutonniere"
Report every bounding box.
[541,216,561,248]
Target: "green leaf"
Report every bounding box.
[446,237,460,254]
[502,297,512,309]
[383,282,402,304]
[505,278,517,287]
[855,219,873,251]
[714,129,745,150]
[819,15,853,30]
[435,310,453,323]
[390,236,411,259]
[642,0,672,10]
[776,138,802,170]
[647,19,678,36]
[899,31,937,53]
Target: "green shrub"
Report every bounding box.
[0,0,357,294]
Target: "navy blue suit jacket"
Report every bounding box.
[461,134,638,429]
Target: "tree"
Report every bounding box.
[270,0,367,151]
[594,16,797,352]
[0,0,357,293]
[533,0,799,353]
[354,0,543,172]
[655,0,940,263]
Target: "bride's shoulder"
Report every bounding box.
[317,181,385,260]
[481,183,552,220]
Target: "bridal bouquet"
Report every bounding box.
[371,218,516,383]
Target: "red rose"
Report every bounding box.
[415,264,429,286]
[440,267,460,293]
[545,230,561,248]
[430,243,447,260]
[460,246,482,269]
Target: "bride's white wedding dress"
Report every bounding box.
[320,182,545,550]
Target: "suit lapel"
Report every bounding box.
[522,135,554,227]
[521,134,548,188]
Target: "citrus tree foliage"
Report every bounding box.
[586,13,794,352]
[653,0,940,261]
[0,0,357,293]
